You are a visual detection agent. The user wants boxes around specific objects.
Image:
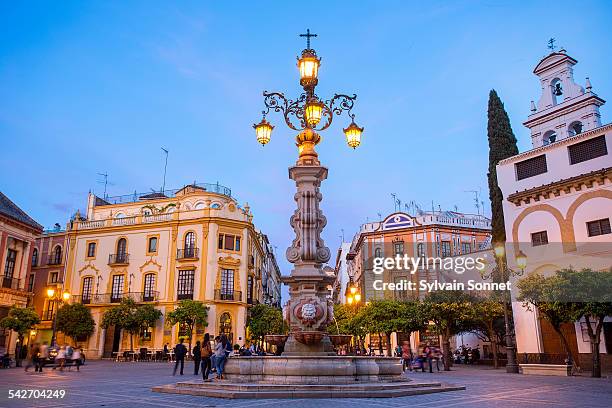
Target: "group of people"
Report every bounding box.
[24,342,83,372]
[398,342,442,373]
[171,333,232,381]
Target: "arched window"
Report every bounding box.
[374,247,382,258]
[417,243,425,258]
[117,238,127,255]
[219,312,233,343]
[568,121,583,137]
[52,245,62,264]
[183,231,196,257]
[543,130,557,146]
[194,201,205,210]
[551,78,563,105]
[31,248,38,267]
[81,276,93,304]
[143,273,156,301]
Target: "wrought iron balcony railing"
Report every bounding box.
[73,291,159,305]
[1,276,22,290]
[177,247,199,260]
[108,253,129,265]
[215,289,242,302]
[47,257,62,265]
[177,292,194,300]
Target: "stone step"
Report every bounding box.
[174,380,443,391]
[152,382,465,399]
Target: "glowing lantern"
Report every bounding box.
[304,100,324,127]
[343,120,364,149]
[253,117,273,146]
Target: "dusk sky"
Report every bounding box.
[2,1,611,280]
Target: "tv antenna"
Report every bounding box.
[97,172,113,199]
[464,190,482,215]
[161,147,169,193]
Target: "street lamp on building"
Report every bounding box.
[46,287,70,347]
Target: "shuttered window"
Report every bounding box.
[531,231,548,247]
[587,218,611,237]
[516,155,548,180]
[568,135,608,165]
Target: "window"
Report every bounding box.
[117,238,127,255]
[144,274,156,301]
[82,277,93,304]
[4,249,16,277]
[49,272,59,283]
[542,130,557,146]
[31,248,38,267]
[531,231,549,247]
[416,243,425,258]
[587,218,611,237]
[177,270,194,300]
[568,121,583,137]
[111,275,124,303]
[393,241,404,256]
[49,245,62,265]
[220,269,234,299]
[441,241,452,257]
[87,242,96,258]
[374,247,383,258]
[148,237,158,253]
[184,232,195,249]
[461,242,471,254]
[568,135,608,165]
[515,154,547,180]
[45,300,55,321]
[218,234,241,251]
[247,276,253,303]
[27,274,34,292]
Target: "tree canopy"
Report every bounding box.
[0,305,40,341]
[56,303,95,344]
[247,304,285,340]
[166,299,209,350]
[101,297,162,351]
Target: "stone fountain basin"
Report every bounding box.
[223,355,402,384]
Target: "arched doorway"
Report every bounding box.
[219,312,233,344]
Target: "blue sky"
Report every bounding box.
[1,1,611,281]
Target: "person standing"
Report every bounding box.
[192,341,201,375]
[214,334,228,380]
[54,346,66,371]
[401,341,412,372]
[423,343,433,373]
[201,334,212,381]
[172,339,187,376]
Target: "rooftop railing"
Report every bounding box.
[97,182,232,205]
[73,291,159,305]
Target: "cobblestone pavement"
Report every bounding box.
[0,361,611,408]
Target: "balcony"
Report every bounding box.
[214,289,242,302]
[177,292,194,300]
[73,291,159,305]
[1,276,22,290]
[177,247,199,260]
[108,253,129,265]
[47,257,62,265]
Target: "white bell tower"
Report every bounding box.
[524,44,605,148]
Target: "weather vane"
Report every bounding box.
[299,29,317,49]
[548,38,556,51]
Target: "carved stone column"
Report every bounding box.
[282,163,335,355]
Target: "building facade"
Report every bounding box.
[29,227,68,344]
[346,210,491,302]
[259,233,282,308]
[497,49,612,370]
[63,183,277,358]
[0,192,43,355]
[331,242,351,304]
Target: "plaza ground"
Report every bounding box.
[0,360,611,407]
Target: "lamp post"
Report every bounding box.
[46,287,70,347]
[493,244,527,374]
[345,280,362,305]
[254,30,363,355]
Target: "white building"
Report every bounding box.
[497,48,611,371]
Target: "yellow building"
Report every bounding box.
[63,183,270,358]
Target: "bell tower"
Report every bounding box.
[524,46,605,148]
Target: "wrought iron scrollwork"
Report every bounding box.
[263,91,357,132]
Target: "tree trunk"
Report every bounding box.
[130,332,134,352]
[585,316,603,378]
[385,332,392,357]
[487,322,499,369]
[551,324,579,371]
[442,331,451,371]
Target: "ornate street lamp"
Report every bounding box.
[254,29,364,155]
[46,287,70,347]
[253,30,364,355]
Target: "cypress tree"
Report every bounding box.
[487,90,519,244]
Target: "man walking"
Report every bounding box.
[38,342,49,372]
[172,338,187,376]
